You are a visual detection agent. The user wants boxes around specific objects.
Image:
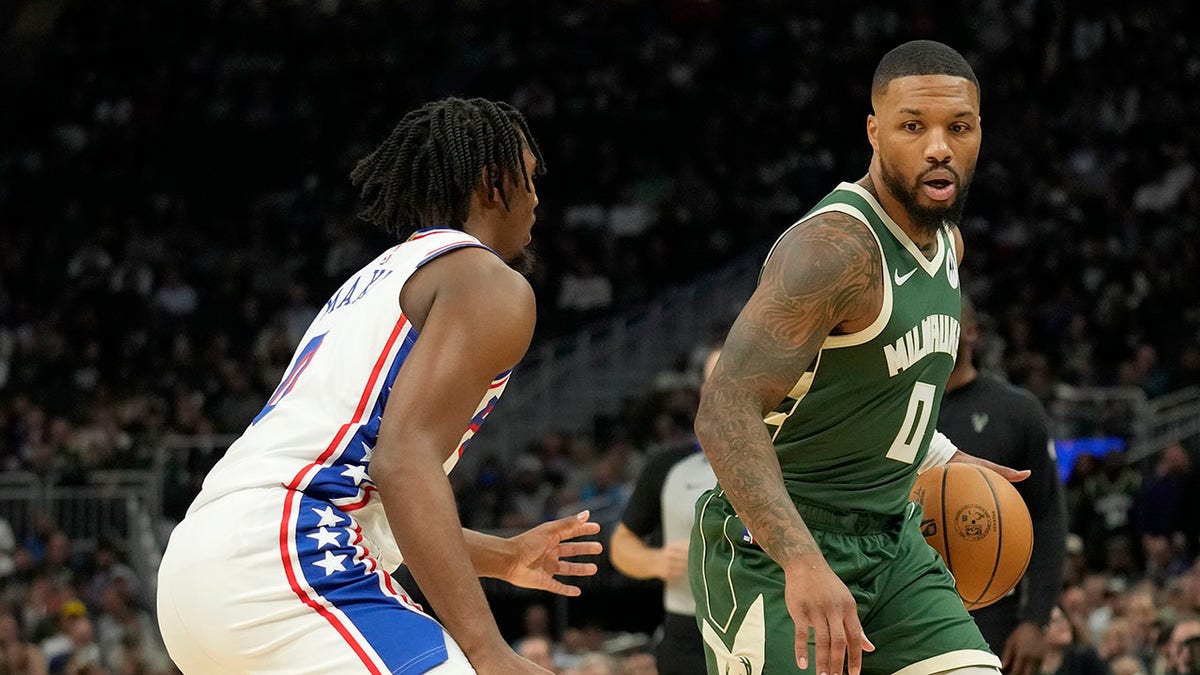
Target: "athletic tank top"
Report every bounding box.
[763,182,961,516]
[190,228,511,570]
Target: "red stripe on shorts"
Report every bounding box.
[278,489,384,674]
[278,313,410,674]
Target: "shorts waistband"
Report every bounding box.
[792,498,903,535]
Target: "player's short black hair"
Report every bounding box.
[872,40,979,99]
[350,97,545,239]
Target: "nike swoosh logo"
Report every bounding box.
[894,268,917,286]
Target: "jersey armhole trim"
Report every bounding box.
[414,241,500,269]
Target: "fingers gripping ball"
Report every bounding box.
[910,463,1033,609]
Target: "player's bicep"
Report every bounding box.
[707,214,881,415]
[379,267,534,464]
[709,292,819,417]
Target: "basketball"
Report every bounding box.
[910,463,1034,610]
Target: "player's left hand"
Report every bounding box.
[1001,621,1045,675]
[505,510,603,596]
[949,450,1031,483]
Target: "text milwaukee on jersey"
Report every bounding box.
[883,314,961,377]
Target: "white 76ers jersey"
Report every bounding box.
[191,228,511,571]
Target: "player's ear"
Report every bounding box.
[866,114,879,152]
[476,168,502,209]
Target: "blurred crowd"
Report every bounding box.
[0,515,170,675]
[3,0,1198,475]
[2,0,1199,673]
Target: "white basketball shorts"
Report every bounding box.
[157,486,475,674]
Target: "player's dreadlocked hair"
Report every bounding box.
[872,40,979,100]
[350,97,546,238]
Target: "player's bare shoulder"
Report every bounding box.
[462,248,536,321]
[767,209,883,334]
[401,246,535,335]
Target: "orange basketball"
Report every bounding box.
[909,463,1033,610]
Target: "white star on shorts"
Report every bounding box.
[307,527,341,550]
[341,464,370,486]
[312,550,348,576]
[311,505,344,528]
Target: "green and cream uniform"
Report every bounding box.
[690,182,1000,675]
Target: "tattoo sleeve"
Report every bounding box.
[694,211,882,568]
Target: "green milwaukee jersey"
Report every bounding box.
[763,182,962,517]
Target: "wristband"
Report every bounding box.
[917,430,958,474]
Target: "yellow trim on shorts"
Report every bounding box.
[891,649,1000,675]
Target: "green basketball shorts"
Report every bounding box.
[689,489,1000,674]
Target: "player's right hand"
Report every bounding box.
[656,539,690,580]
[784,558,874,675]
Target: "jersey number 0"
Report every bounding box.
[885,381,936,465]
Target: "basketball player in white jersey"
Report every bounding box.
[157,98,602,674]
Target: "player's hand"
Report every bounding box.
[949,450,1031,483]
[656,539,690,580]
[1001,621,1045,675]
[505,510,602,596]
[784,557,875,675]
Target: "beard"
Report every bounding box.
[508,246,539,277]
[880,159,972,236]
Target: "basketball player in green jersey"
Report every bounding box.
[690,41,1031,675]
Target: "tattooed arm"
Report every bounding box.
[694,211,882,675]
[695,210,881,571]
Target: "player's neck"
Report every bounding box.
[461,211,501,251]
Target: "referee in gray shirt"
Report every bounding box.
[937,294,1068,675]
